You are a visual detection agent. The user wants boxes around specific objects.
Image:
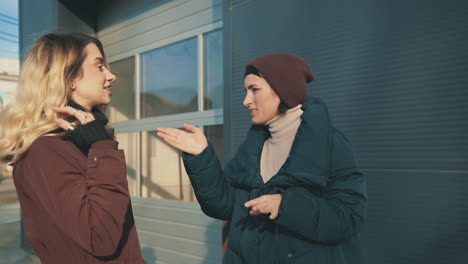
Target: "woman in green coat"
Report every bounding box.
[157,53,367,264]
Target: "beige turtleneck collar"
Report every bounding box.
[260,104,303,183]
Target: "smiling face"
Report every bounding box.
[70,43,116,110]
[243,74,281,124]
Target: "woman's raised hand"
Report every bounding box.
[52,106,95,131]
[157,124,208,155]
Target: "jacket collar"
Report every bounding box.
[225,96,333,189]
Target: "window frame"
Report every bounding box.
[107,22,224,199]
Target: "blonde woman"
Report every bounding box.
[0,33,146,264]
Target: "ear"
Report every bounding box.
[71,82,76,90]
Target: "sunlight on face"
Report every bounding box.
[243,74,281,124]
[71,43,116,110]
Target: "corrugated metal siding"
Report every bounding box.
[225,0,468,263]
[361,170,468,263]
[132,198,222,264]
[96,0,223,61]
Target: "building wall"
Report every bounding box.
[96,0,222,62]
[57,2,94,36]
[224,0,468,263]
[19,0,57,60]
[19,0,94,59]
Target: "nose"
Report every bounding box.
[243,90,252,107]
[105,67,117,83]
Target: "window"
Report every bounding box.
[204,29,223,110]
[106,57,136,122]
[115,132,139,196]
[139,125,223,202]
[141,37,198,118]
[108,28,224,202]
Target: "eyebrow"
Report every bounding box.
[245,84,260,90]
[94,57,104,63]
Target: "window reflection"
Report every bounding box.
[115,132,138,196]
[141,37,198,118]
[204,29,223,110]
[138,125,223,202]
[140,130,195,202]
[106,57,136,122]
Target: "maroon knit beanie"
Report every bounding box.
[245,53,315,108]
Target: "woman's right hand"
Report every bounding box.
[156,124,208,155]
[52,106,95,130]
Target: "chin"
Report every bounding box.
[101,98,111,105]
[251,117,266,125]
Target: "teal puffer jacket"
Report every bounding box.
[183,97,367,264]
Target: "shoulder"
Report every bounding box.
[29,136,74,154]
[301,96,332,129]
[331,128,359,169]
[25,136,82,166]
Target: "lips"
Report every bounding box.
[104,86,112,96]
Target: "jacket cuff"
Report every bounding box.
[70,120,113,152]
[274,188,297,226]
[182,142,215,175]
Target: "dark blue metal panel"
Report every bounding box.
[362,170,468,264]
[224,0,468,263]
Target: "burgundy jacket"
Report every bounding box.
[13,136,147,264]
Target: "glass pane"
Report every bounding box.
[204,29,223,110]
[138,124,223,202]
[106,57,136,122]
[140,131,195,202]
[141,38,198,118]
[115,132,138,196]
[204,125,224,166]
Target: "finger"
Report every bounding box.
[249,209,262,216]
[52,106,76,116]
[259,205,271,214]
[156,132,178,142]
[157,127,184,136]
[269,208,279,220]
[86,113,95,121]
[160,135,188,152]
[80,112,95,124]
[250,204,268,214]
[70,121,80,126]
[55,118,71,131]
[73,111,95,125]
[245,196,263,208]
[251,203,271,214]
[183,124,200,133]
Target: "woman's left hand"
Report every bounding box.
[245,194,282,220]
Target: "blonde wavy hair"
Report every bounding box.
[0,33,108,166]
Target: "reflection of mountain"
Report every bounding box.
[141,91,213,117]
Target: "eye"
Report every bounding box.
[98,64,104,71]
[251,88,259,93]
